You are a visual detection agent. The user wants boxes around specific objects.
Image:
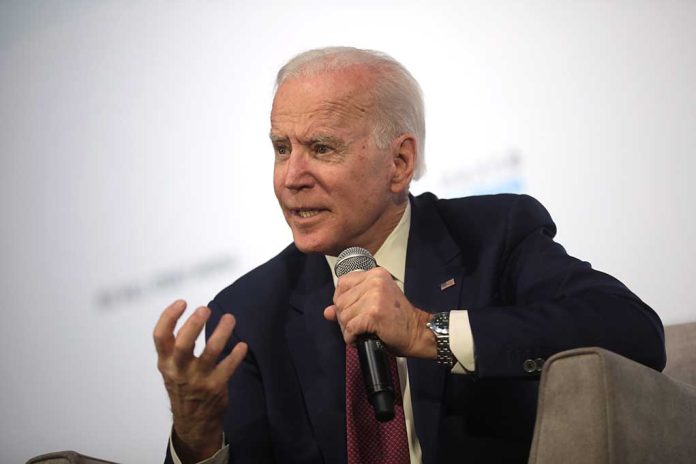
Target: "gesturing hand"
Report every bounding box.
[323,267,436,359]
[153,300,248,463]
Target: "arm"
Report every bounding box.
[154,300,248,464]
[466,195,666,378]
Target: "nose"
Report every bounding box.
[281,150,315,191]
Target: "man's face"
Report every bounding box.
[271,69,406,256]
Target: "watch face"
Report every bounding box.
[427,322,448,336]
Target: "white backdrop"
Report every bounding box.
[1,1,695,462]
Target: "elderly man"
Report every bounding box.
[154,47,665,464]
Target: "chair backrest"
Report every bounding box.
[664,321,696,386]
[527,346,696,464]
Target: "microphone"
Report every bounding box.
[334,246,395,422]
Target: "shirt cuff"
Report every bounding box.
[449,309,476,374]
[169,430,229,464]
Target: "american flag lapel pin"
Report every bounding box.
[440,278,455,291]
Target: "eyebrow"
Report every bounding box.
[269,133,346,149]
[269,134,289,144]
[310,134,345,148]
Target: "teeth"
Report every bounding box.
[298,210,320,218]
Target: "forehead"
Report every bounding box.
[271,69,377,136]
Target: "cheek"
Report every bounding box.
[272,167,284,197]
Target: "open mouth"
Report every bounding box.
[291,208,326,219]
[297,210,321,218]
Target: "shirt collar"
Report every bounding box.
[325,201,411,285]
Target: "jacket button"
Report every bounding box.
[523,359,537,373]
[535,358,545,372]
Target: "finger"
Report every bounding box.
[323,305,337,321]
[333,282,367,317]
[325,304,348,339]
[343,315,374,346]
[172,306,210,367]
[213,341,249,383]
[336,286,390,343]
[198,313,236,367]
[334,267,393,309]
[153,299,187,358]
[333,279,380,331]
[333,284,376,340]
[333,272,374,314]
[334,270,367,298]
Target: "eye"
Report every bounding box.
[274,144,290,156]
[314,144,331,155]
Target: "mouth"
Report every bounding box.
[290,208,327,220]
[297,210,321,218]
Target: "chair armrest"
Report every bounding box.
[528,347,696,464]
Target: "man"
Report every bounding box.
[154,47,666,464]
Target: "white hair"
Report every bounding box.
[275,46,426,180]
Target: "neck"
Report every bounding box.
[363,197,409,256]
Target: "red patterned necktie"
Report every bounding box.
[345,343,411,464]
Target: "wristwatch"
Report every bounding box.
[425,311,455,368]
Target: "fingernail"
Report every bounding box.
[197,307,210,317]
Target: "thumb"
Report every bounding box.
[323,305,337,321]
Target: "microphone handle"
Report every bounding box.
[356,334,396,422]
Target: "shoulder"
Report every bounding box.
[413,191,556,239]
[417,191,550,218]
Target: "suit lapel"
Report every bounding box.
[405,194,467,464]
[285,253,346,464]
[281,194,470,464]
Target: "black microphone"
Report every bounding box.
[334,246,395,422]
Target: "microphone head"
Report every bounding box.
[334,246,377,277]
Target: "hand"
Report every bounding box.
[323,267,436,359]
[153,300,248,463]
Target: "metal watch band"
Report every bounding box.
[426,311,455,368]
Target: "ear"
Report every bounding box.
[389,133,417,194]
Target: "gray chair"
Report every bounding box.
[528,322,696,464]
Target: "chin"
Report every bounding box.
[292,234,347,256]
[292,235,331,255]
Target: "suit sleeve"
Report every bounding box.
[466,195,666,378]
[204,299,276,464]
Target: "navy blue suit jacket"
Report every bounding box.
[165,193,665,464]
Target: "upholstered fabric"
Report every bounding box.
[528,346,696,464]
[664,322,696,385]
